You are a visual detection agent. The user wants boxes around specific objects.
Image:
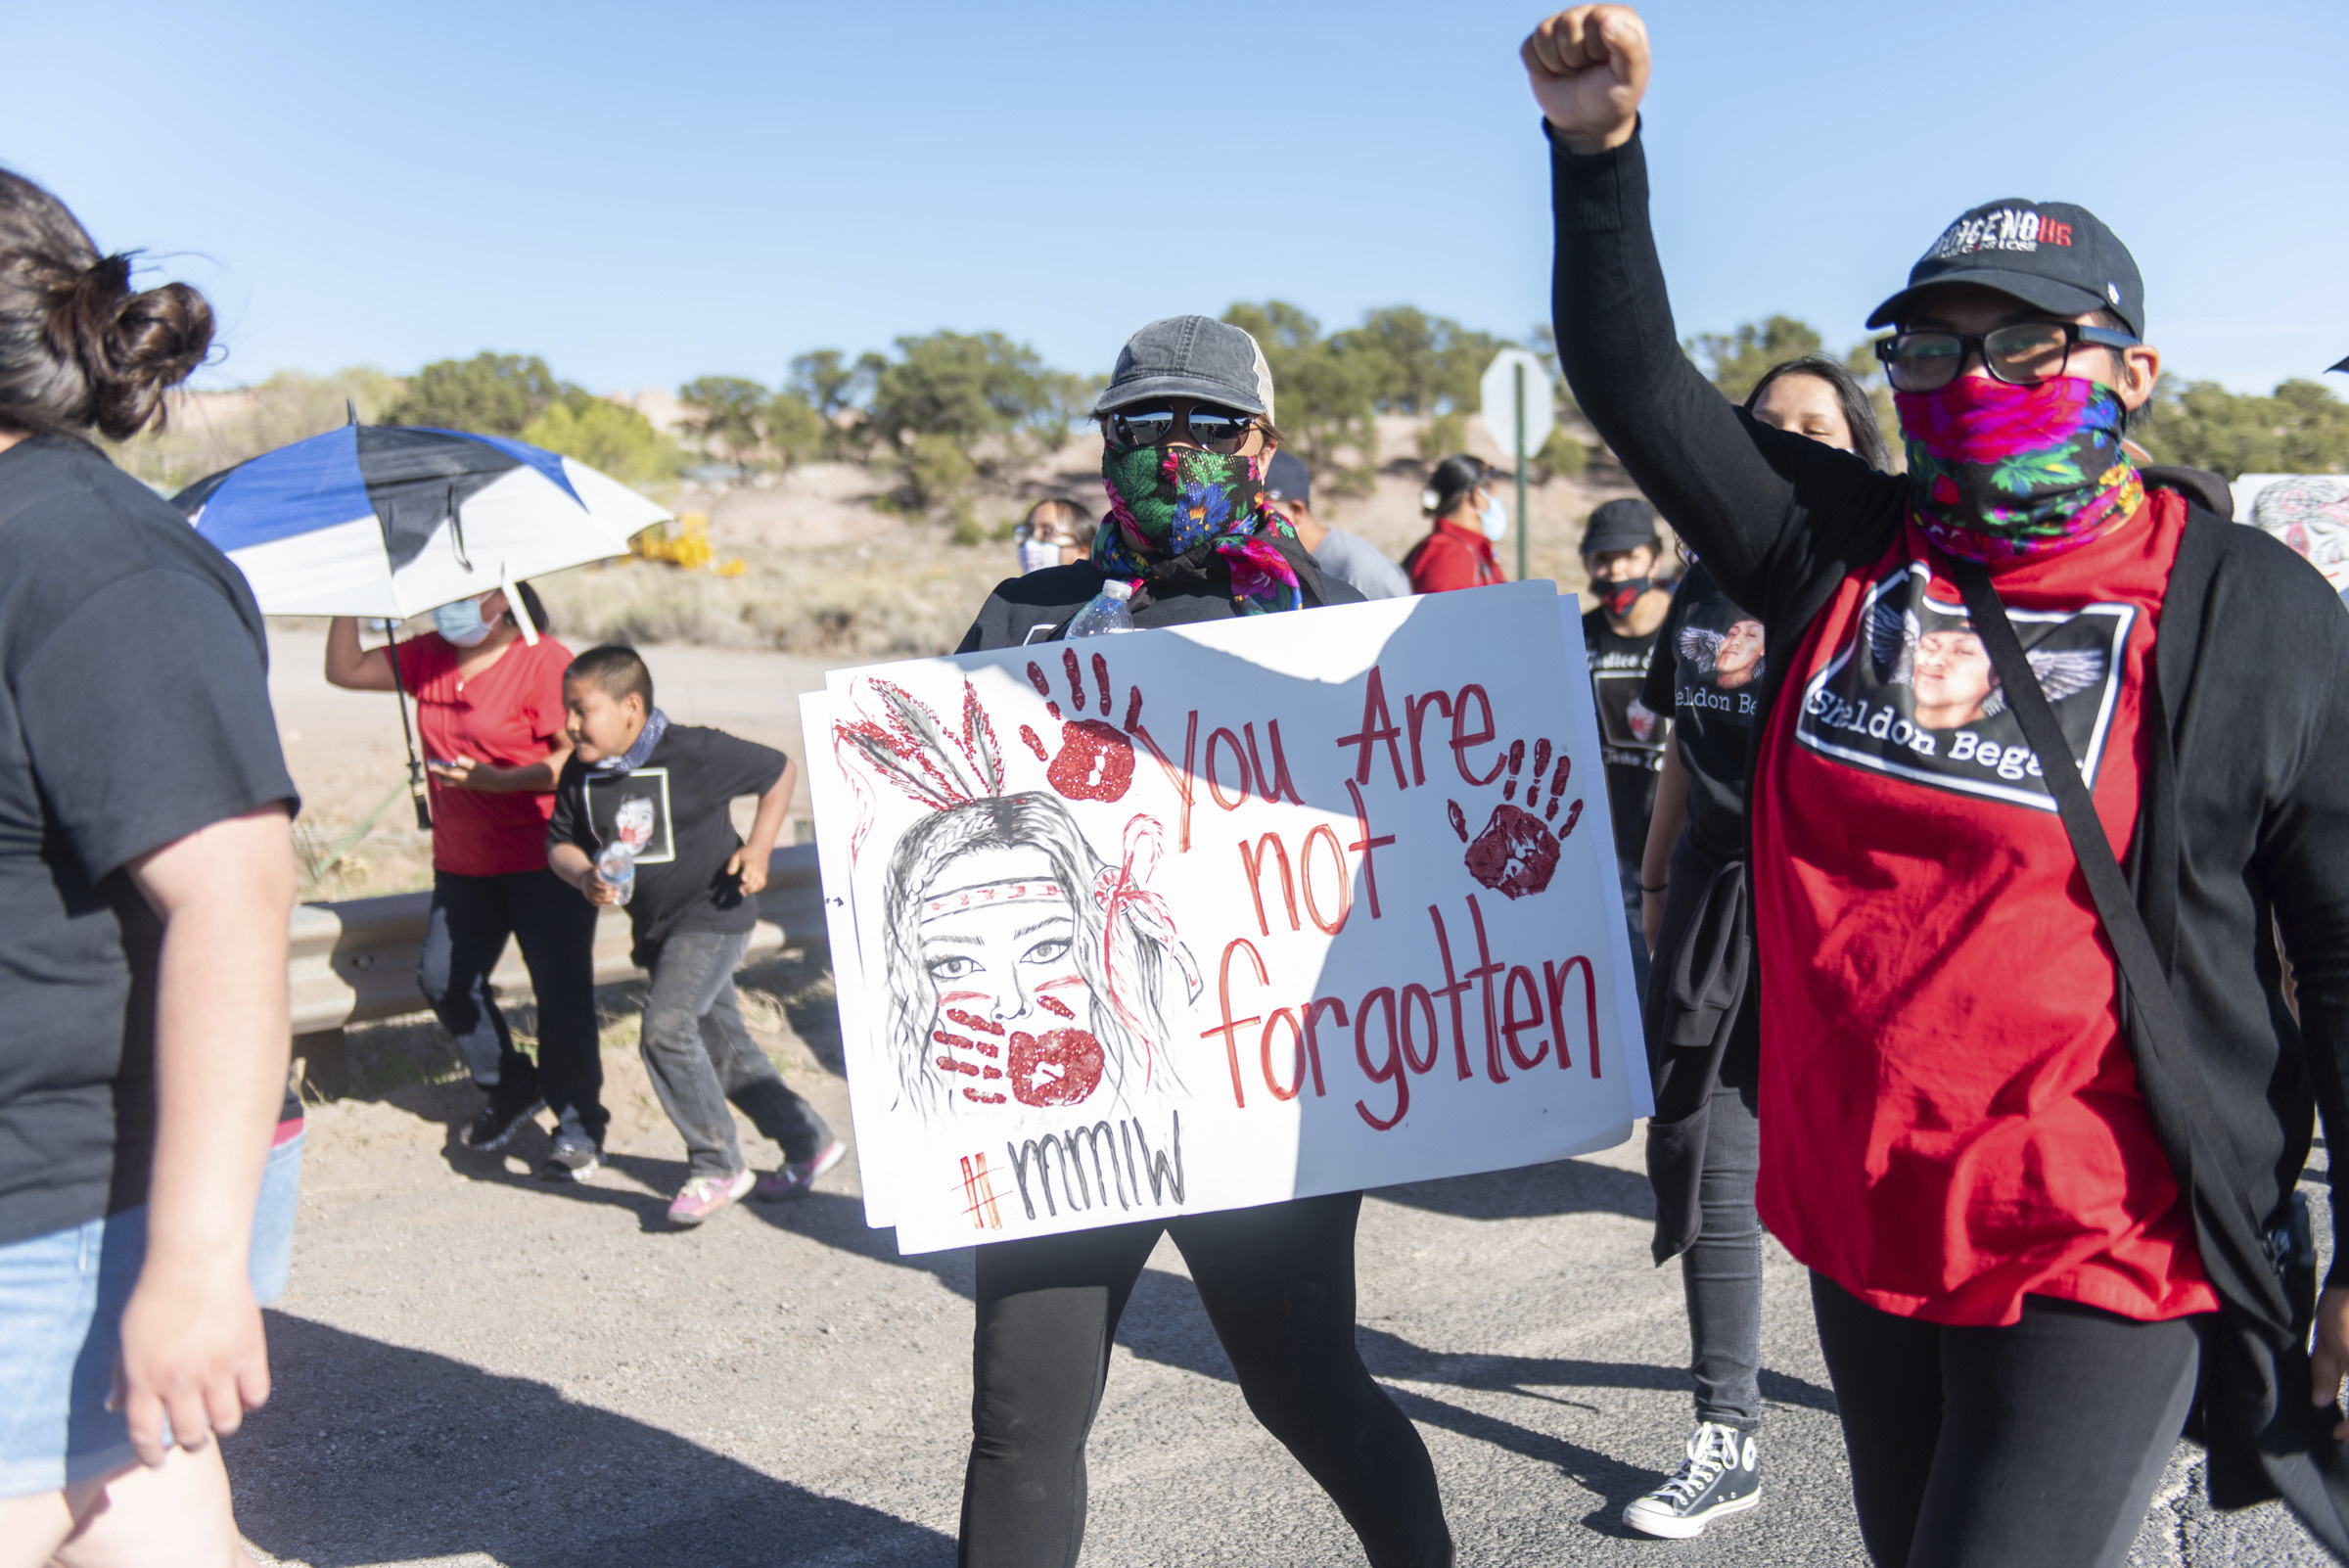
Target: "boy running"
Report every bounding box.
[546,645,843,1226]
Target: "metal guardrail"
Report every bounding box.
[289,844,827,1093]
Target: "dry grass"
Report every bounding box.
[535,538,1001,661]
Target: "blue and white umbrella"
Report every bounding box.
[174,421,669,620]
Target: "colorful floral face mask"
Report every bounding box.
[1095,443,1303,615]
[1898,375,2144,563]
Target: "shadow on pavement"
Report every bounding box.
[1370,1156,1654,1222]
[233,1313,953,1568]
[1354,1322,1836,1415]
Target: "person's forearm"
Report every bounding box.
[1643,741,1689,891]
[1549,127,1792,604]
[549,841,596,891]
[471,761,558,793]
[135,811,296,1284]
[324,616,392,691]
[743,761,797,857]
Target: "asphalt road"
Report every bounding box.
[229,1035,2339,1568]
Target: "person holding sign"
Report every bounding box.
[1531,6,2349,1561]
[948,316,1450,1567]
[1623,355,1889,1540]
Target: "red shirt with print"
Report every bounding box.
[1405,518,1504,594]
[393,632,574,877]
[1752,488,2216,1326]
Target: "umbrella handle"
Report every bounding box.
[502,567,538,647]
[382,623,434,832]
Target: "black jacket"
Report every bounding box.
[1550,125,2349,1533]
[957,553,1363,654]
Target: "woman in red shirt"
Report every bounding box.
[326,586,605,1179]
[1404,454,1507,592]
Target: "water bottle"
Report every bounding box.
[596,841,636,905]
[1065,579,1136,638]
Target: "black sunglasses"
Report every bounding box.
[1103,400,1259,455]
[1874,321,2141,393]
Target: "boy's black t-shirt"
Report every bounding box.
[0,435,299,1247]
[547,724,786,962]
[1582,605,1666,864]
[1641,561,1765,863]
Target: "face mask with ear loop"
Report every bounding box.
[1480,495,1510,541]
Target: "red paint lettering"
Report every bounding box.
[1337,665,1407,788]
[1127,707,1199,852]
[1451,684,1501,785]
[1502,964,1548,1070]
[1202,938,1267,1107]
[1261,1008,1307,1102]
[1423,904,1475,1081]
[1205,726,1252,810]
[1543,954,1600,1078]
[1400,983,1441,1075]
[1302,996,1343,1098]
[1238,833,1299,937]
[1300,823,1352,935]
[1353,988,1406,1130]
[1243,720,1306,806]
[1463,895,1508,1084]
[1405,689,1452,786]
[1344,778,1394,920]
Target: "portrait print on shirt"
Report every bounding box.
[1794,562,2132,811]
[583,768,678,863]
[1674,605,1767,724]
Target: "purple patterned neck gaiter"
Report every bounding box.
[1898,376,2144,563]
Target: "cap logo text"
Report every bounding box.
[1929,208,2072,258]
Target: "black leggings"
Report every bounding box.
[960,1190,1451,1568]
[1811,1273,2207,1568]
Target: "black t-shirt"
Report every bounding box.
[1582,605,1666,864]
[548,723,786,963]
[0,435,298,1246]
[1641,562,1765,862]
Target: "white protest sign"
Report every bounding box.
[805,581,1649,1255]
[1479,347,1555,468]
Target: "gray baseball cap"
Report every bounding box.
[1095,315,1276,423]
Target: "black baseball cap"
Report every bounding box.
[1866,200,2143,339]
[1094,315,1276,420]
[1582,497,1658,556]
[1264,450,1311,505]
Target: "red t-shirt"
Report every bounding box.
[1753,488,2216,1326]
[1405,519,1504,594]
[393,632,573,877]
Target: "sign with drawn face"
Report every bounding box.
[803,582,1651,1255]
[1793,561,2133,811]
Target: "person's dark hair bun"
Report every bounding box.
[0,169,214,440]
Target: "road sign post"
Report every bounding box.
[1479,348,1555,584]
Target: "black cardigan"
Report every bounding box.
[1549,124,2349,1531]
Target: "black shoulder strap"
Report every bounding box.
[1945,555,2282,1316]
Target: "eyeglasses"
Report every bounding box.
[1103,400,1259,454]
[1874,321,2141,393]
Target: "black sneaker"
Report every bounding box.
[464,1093,543,1150]
[539,1135,603,1182]
[1622,1422,1760,1539]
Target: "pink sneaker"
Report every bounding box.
[668,1169,754,1226]
[756,1138,846,1203]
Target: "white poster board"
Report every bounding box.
[803,581,1650,1255]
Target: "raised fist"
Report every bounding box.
[1521,5,1649,155]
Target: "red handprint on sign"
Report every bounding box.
[1019,647,1140,803]
[1447,736,1582,899]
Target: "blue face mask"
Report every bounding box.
[1480,495,1510,541]
[433,596,495,648]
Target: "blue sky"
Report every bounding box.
[10,0,2342,397]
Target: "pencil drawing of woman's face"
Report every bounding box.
[917,843,1106,1109]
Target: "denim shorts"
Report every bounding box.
[0,1129,303,1499]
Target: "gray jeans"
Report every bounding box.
[1683,1076,1762,1430]
[640,928,832,1181]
